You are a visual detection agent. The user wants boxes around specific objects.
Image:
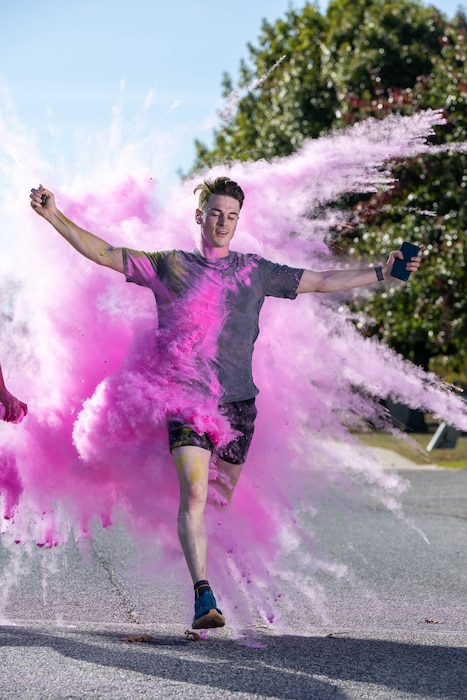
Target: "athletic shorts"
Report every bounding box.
[167,398,257,465]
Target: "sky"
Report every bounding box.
[0,0,464,189]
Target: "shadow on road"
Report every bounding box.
[1,625,466,699]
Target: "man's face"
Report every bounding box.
[196,194,240,251]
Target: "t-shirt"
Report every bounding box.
[123,249,303,403]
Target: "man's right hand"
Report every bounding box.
[29,183,125,273]
[30,185,55,218]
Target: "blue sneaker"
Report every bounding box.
[192,590,225,629]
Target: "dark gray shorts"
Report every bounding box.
[167,398,257,465]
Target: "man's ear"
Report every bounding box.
[195,209,202,224]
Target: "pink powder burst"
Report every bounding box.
[1,107,466,632]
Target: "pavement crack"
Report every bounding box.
[91,540,141,624]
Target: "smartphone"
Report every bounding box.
[391,242,420,281]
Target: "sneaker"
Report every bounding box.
[192,590,225,629]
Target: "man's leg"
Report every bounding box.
[210,398,255,506]
[172,444,225,628]
[210,457,244,507]
[172,445,211,583]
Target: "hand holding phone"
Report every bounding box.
[390,242,420,281]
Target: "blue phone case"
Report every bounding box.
[391,242,419,281]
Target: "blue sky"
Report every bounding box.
[0,0,463,186]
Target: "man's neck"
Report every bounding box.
[199,243,231,260]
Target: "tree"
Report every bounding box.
[330,4,467,380]
[323,0,445,123]
[187,0,467,382]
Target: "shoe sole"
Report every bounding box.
[192,609,225,630]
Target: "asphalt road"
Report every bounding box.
[0,458,466,699]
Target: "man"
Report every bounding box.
[0,364,27,423]
[30,178,421,629]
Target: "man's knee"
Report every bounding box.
[181,480,208,510]
[208,457,244,507]
[173,445,211,511]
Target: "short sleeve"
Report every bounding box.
[259,258,304,299]
[123,249,162,288]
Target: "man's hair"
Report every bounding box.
[193,176,245,211]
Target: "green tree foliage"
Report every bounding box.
[327,2,467,379]
[324,0,445,122]
[187,0,467,381]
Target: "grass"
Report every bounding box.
[356,426,467,469]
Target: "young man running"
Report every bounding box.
[30,177,421,629]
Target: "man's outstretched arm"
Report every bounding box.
[30,185,124,273]
[296,249,422,294]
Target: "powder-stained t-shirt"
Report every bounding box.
[123,248,304,403]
